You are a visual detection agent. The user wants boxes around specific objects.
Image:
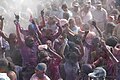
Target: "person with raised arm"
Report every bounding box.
[14,14,39,80]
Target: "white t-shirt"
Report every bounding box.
[82,11,93,24]
[30,73,51,80]
[92,8,108,23]
[0,73,10,80]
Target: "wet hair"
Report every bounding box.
[61,4,68,9]
[81,64,93,75]
[91,37,100,47]
[106,36,118,47]
[37,50,49,62]
[105,22,116,34]
[9,33,16,39]
[25,36,34,48]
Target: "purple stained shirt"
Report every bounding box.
[19,42,38,68]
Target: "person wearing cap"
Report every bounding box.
[71,2,80,17]
[80,4,93,24]
[30,63,50,80]
[0,58,10,80]
[92,1,108,32]
[85,0,96,13]
[61,4,73,18]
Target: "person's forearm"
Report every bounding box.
[0,31,9,41]
[53,24,62,39]
[103,44,119,63]
[40,16,46,27]
[59,39,67,58]
[49,48,62,60]
[15,22,23,43]
[0,20,3,30]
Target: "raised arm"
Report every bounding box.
[48,47,62,60]
[101,39,119,63]
[14,15,24,44]
[40,9,45,28]
[59,34,68,58]
[52,22,62,40]
[74,37,84,59]
[0,30,9,42]
[0,16,4,30]
[92,21,103,38]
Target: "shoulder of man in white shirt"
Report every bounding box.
[0,73,10,80]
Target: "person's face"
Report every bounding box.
[96,5,102,10]
[58,36,64,43]
[28,24,36,36]
[62,7,67,11]
[73,6,79,12]
[35,70,44,78]
[69,19,75,27]
[9,33,17,45]
[74,17,82,25]
[47,18,55,25]
[83,24,90,31]
[46,40,52,48]
[25,37,34,48]
[45,29,53,37]
[92,38,100,47]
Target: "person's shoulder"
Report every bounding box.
[115,23,120,28]
[44,75,51,80]
[0,73,10,80]
[101,8,107,13]
[30,73,38,80]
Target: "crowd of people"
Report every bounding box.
[0,0,120,80]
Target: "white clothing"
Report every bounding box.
[30,74,50,80]
[0,73,10,80]
[92,8,108,23]
[62,10,73,18]
[0,36,10,50]
[71,26,80,34]
[49,9,63,19]
[92,8,108,31]
[82,46,89,64]
[82,11,93,24]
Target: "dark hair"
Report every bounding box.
[62,4,68,9]
[0,58,8,70]
[81,64,93,75]
[106,36,118,47]
[37,50,49,62]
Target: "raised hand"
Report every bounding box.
[0,15,4,21]
[41,9,44,17]
[14,13,19,22]
[91,20,96,27]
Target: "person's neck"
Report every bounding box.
[37,73,45,79]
